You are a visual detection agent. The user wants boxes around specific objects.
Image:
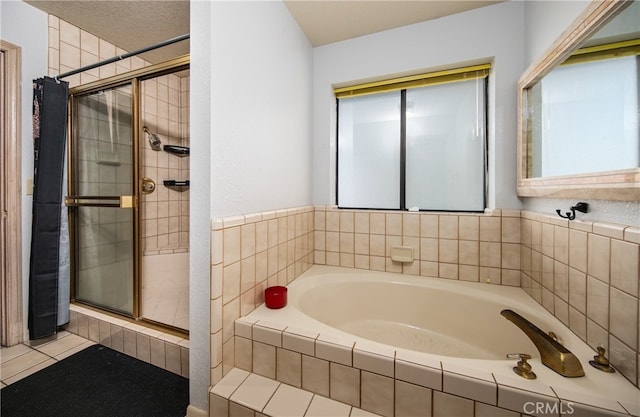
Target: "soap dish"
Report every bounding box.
[163,145,190,156]
[390,245,414,263]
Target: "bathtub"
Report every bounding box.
[238,266,639,416]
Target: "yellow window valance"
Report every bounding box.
[562,39,640,66]
[334,63,491,98]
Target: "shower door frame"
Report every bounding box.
[67,55,190,324]
[1,40,23,346]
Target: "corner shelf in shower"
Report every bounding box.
[163,180,190,192]
[163,145,190,157]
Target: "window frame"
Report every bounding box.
[335,65,490,212]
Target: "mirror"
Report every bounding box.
[517,0,640,201]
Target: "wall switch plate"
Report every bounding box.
[26,179,33,195]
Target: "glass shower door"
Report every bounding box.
[68,84,137,316]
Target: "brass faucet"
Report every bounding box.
[501,309,585,377]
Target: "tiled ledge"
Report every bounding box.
[210,368,382,417]
[67,304,189,378]
[520,210,640,244]
[233,317,639,417]
[211,206,316,231]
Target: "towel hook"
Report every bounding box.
[556,202,589,220]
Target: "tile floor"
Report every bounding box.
[0,331,94,388]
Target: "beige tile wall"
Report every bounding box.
[141,74,190,254]
[48,15,150,87]
[313,206,522,287]
[210,207,315,387]
[520,211,639,387]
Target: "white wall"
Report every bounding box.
[522,0,640,226]
[0,0,48,340]
[523,0,590,67]
[312,1,526,210]
[188,0,212,412]
[208,1,313,219]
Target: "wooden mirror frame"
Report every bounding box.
[517,0,640,201]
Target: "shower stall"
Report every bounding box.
[66,56,190,332]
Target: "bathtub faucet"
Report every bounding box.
[500,309,585,377]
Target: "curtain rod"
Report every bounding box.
[55,33,189,80]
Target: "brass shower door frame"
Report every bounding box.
[67,55,190,324]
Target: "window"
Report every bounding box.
[336,64,489,211]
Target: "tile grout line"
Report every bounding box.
[0,345,56,385]
[259,380,282,414]
[1,334,97,386]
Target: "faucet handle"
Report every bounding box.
[548,331,562,344]
[589,346,615,373]
[507,353,537,380]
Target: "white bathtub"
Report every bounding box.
[241,266,639,415]
[292,269,538,360]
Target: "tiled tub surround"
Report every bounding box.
[232,266,639,417]
[210,207,315,387]
[66,304,189,378]
[210,206,640,416]
[519,211,640,388]
[313,207,640,388]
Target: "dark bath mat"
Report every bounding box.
[1,344,188,417]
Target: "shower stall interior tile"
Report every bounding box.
[141,252,189,330]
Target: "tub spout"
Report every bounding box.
[500,309,584,377]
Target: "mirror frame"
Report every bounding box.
[517,0,640,201]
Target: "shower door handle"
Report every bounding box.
[65,195,136,208]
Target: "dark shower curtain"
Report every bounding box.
[28,76,70,340]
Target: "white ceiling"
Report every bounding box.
[25,0,502,66]
[284,1,502,46]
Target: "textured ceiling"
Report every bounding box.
[25,0,502,67]
[25,0,190,64]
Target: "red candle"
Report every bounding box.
[264,286,287,309]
